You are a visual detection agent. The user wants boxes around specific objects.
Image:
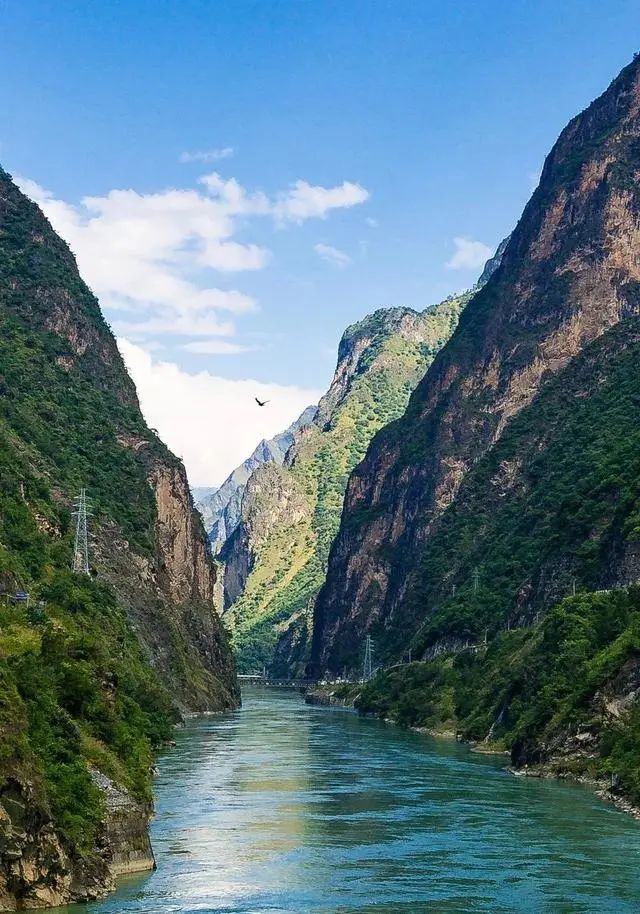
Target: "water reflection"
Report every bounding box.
[54,687,640,914]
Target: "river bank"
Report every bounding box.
[305,682,640,823]
[51,686,640,913]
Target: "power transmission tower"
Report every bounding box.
[71,488,91,575]
[362,634,374,682]
[473,567,480,594]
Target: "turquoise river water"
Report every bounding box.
[56,687,640,913]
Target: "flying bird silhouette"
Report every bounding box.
[255,397,269,407]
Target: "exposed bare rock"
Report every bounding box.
[312,55,640,674]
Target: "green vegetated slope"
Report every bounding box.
[0,166,236,901]
[311,53,640,677]
[0,573,174,855]
[380,316,640,661]
[358,586,640,804]
[226,300,468,674]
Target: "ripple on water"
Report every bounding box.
[53,688,640,914]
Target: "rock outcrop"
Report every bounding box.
[312,54,640,674]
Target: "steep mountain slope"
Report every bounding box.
[0,167,237,909]
[223,299,469,674]
[196,407,316,552]
[312,55,640,676]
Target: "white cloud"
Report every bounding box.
[198,240,269,271]
[18,171,369,343]
[118,338,321,485]
[274,180,369,224]
[18,177,263,342]
[180,147,235,163]
[114,313,236,337]
[365,216,379,228]
[446,236,493,270]
[181,340,259,355]
[314,242,352,268]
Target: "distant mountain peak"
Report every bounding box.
[195,405,317,553]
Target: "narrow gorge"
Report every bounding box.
[212,297,473,676]
[2,29,640,914]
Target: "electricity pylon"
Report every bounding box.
[71,488,91,575]
[362,634,374,682]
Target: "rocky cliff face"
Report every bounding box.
[0,771,155,911]
[196,407,316,553]
[312,55,640,675]
[222,298,469,674]
[98,458,238,711]
[220,462,310,608]
[0,165,238,909]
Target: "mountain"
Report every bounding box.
[191,485,218,504]
[196,407,317,552]
[0,167,237,909]
[222,298,471,675]
[309,56,640,798]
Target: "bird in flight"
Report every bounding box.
[255,397,269,407]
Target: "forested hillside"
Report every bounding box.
[358,586,640,807]
[0,167,237,909]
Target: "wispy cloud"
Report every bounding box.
[179,146,235,163]
[314,242,352,268]
[446,236,492,270]
[181,339,259,355]
[274,180,369,224]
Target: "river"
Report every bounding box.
[57,687,640,913]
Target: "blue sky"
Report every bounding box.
[2,1,639,483]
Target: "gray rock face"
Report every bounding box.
[90,770,156,878]
[196,406,317,553]
[476,234,510,285]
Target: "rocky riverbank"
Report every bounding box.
[0,772,155,912]
[306,679,640,825]
[304,684,362,709]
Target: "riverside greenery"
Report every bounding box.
[358,586,640,804]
